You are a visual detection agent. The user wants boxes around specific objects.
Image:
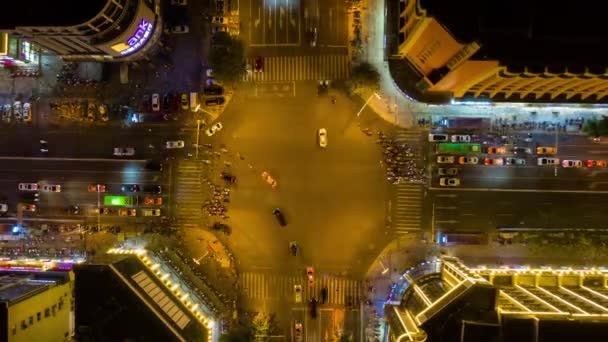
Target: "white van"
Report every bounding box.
[190,92,199,111]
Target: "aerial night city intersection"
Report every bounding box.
[2,1,608,342]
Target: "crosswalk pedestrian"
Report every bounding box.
[393,129,422,144]
[174,160,208,229]
[241,272,362,306]
[390,129,424,235]
[392,184,424,234]
[243,55,351,82]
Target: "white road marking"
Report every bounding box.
[429,186,608,194]
[0,156,145,162]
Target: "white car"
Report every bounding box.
[166,140,185,149]
[439,178,460,187]
[538,157,560,166]
[143,209,162,217]
[294,285,302,303]
[42,184,61,192]
[113,147,135,156]
[562,160,583,168]
[152,94,160,111]
[205,122,223,136]
[437,155,455,164]
[171,25,189,34]
[318,128,327,147]
[451,135,471,143]
[18,183,39,191]
[13,101,22,120]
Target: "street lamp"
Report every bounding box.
[195,119,201,159]
[356,92,381,117]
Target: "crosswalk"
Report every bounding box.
[393,129,422,144]
[173,160,208,229]
[391,129,424,235]
[241,272,361,306]
[244,55,351,82]
[392,184,424,234]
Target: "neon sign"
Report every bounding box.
[120,18,154,55]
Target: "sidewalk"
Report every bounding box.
[357,0,608,131]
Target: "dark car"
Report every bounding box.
[205,97,225,106]
[162,93,171,112]
[309,298,317,319]
[254,56,264,72]
[289,241,298,256]
[204,86,224,95]
[142,95,151,112]
[20,192,39,203]
[121,184,140,193]
[67,205,80,215]
[143,184,162,194]
[145,159,163,171]
[171,93,180,112]
[273,208,287,226]
[221,172,237,183]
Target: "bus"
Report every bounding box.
[436,143,481,154]
[104,196,135,206]
[436,232,486,245]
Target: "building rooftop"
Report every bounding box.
[0,271,71,305]
[420,0,608,69]
[386,257,608,342]
[0,0,107,30]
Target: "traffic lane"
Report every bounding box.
[0,160,163,211]
[431,190,608,231]
[0,125,187,158]
[442,165,608,190]
[318,0,348,45]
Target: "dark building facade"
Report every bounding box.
[393,0,608,103]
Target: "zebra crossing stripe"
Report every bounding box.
[243,55,350,82]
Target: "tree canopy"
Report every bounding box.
[209,32,246,83]
[583,117,608,137]
[347,61,381,94]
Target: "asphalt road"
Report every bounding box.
[427,131,608,232]
[204,83,391,275]
[429,132,608,191]
[240,0,349,52]
[0,157,166,222]
[0,124,191,159]
[431,190,608,231]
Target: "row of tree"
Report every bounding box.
[583,117,608,137]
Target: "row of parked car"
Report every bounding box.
[1,101,32,123]
[142,86,226,113]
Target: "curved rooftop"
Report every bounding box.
[0,0,107,29]
[419,0,608,68]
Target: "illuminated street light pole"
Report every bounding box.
[356,92,381,117]
[195,119,201,160]
[554,125,559,177]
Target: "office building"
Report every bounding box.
[0,270,75,342]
